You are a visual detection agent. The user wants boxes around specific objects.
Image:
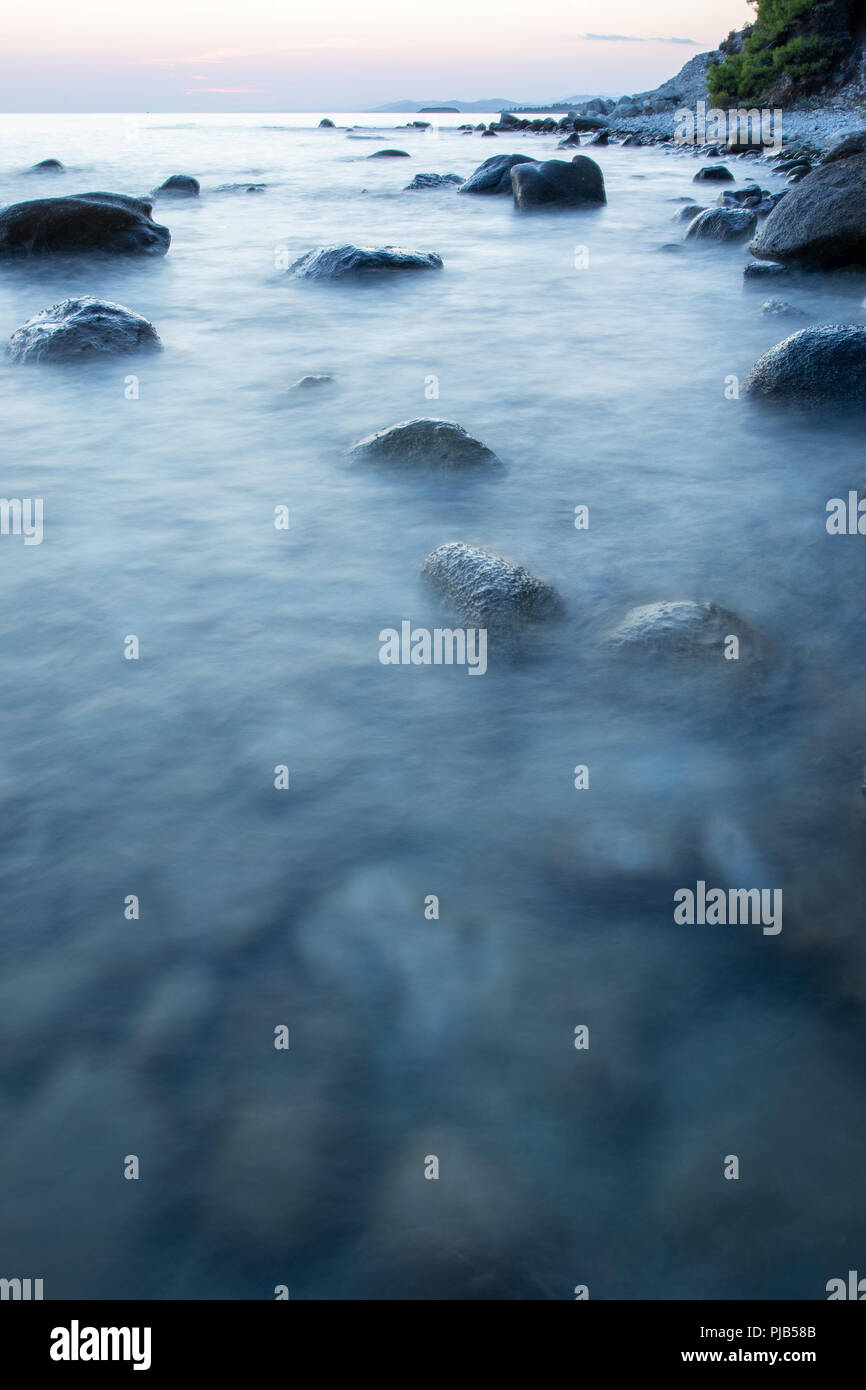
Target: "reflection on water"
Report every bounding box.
[1,113,866,1299]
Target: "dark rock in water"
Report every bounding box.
[744,260,790,283]
[7,296,162,364]
[573,116,609,132]
[154,174,200,196]
[719,185,764,207]
[481,129,497,138]
[620,134,642,147]
[460,153,536,195]
[693,165,734,183]
[348,418,500,470]
[367,149,410,158]
[786,164,811,184]
[287,373,336,392]
[288,244,443,279]
[404,172,464,190]
[511,156,605,208]
[760,298,806,318]
[588,130,609,146]
[749,154,866,269]
[0,193,170,257]
[557,132,581,148]
[745,325,866,404]
[25,158,64,173]
[673,203,705,224]
[604,600,759,659]
[214,182,267,194]
[685,207,757,242]
[422,542,561,626]
[318,118,336,128]
[821,131,866,165]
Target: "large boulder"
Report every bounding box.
[7,297,162,364]
[744,325,866,404]
[821,131,866,165]
[685,207,757,242]
[749,154,866,269]
[153,174,199,197]
[459,153,536,195]
[0,193,170,257]
[693,165,734,183]
[604,600,757,659]
[511,156,605,208]
[422,542,561,626]
[288,244,443,279]
[348,419,500,470]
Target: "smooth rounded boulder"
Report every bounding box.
[288,244,443,279]
[459,153,536,195]
[367,149,410,159]
[422,542,561,626]
[511,156,605,208]
[7,297,162,364]
[693,165,734,183]
[685,208,757,242]
[744,324,866,405]
[0,193,170,257]
[348,419,500,470]
[820,131,866,165]
[749,154,866,269]
[154,174,199,196]
[604,600,758,659]
[25,158,64,174]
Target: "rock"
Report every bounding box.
[588,131,609,146]
[367,148,410,158]
[288,244,443,279]
[604,601,757,659]
[557,132,581,148]
[693,165,734,183]
[572,116,609,132]
[404,173,464,190]
[744,260,790,283]
[287,374,336,392]
[25,158,64,173]
[318,118,335,128]
[685,208,757,242]
[719,185,764,207]
[511,156,605,208]
[459,153,536,195]
[744,325,866,405]
[614,102,642,119]
[786,164,811,184]
[154,174,199,196]
[422,542,561,626]
[760,298,806,319]
[213,182,266,194]
[348,418,500,470]
[7,296,162,364]
[749,154,866,269]
[673,203,705,224]
[821,131,866,165]
[481,129,497,138]
[620,134,642,147]
[0,193,170,257]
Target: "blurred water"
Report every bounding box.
[1,113,866,1300]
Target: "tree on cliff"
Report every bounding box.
[707,0,857,104]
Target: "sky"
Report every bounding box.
[0,1,755,111]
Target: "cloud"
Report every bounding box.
[583,34,698,45]
[148,49,244,67]
[183,86,260,93]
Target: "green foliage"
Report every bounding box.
[707,0,853,104]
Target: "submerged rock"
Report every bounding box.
[749,154,866,269]
[422,542,561,626]
[588,130,609,146]
[288,244,443,279]
[213,182,267,194]
[367,148,410,158]
[154,174,200,196]
[25,158,64,173]
[744,260,791,283]
[8,296,162,364]
[693,165,734,183]
[604,600,757,658]
[459,153,536,195]
[348,418,500,470]
[744,325,866,405]
[287,373,336,392]
[318,117,336,128]
[760,298,806,318]
[685,207,757,242]
[0,193,170,257]
[557,132,581,148]
[511,156,606,208]
[672,203,704,224]
[404,172,464,190]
